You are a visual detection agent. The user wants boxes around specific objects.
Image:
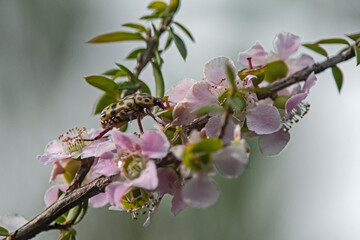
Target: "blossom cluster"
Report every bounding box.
[37,32,317,226]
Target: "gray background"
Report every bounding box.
[1,0,360,239]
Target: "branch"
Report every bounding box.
[9,176,112,240]
[258,44,357,99]
[65,157,94,194]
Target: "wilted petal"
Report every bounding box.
[166,78,197,103]
[303,72,317,94]
[141,130,170,159]
[238,41,267,67]
[285,93,308,117]
[132,161,158,190]
[274,32,301,60]
[259,130,290,156]
[0,214,27,232]
[106,181,130,206]
[93,152,119,177]
[246,104,282,134]
[89,192,108,208]
[182,175,220,208]
[112,130,142,151]
[212,144,249,178]
[204,57,236,85]
[205,115,235,144]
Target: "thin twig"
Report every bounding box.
[65,157,94,194]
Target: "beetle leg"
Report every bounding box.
[82,127,112,141]
[146,108,164,125]
[137,115,144,134]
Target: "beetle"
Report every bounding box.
[91,93,168,140]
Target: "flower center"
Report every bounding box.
[283,102,310,131]
[58,127,90,155]
[118,152,147,180]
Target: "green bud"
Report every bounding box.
[64,159,82,184]
[273,95,290,109]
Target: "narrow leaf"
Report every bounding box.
[140,15,161,20]
[102,68,121,76]
[164,32,173,50]
[117,81,137,90]
[303,43,328,57]
[93,93,117,115]
[168,0,180,14]
[331,65,343,93]
[152,62,165,98]
[126,48,145,59]
[139,80,152,95]
[85,76,119,95]
[315,38,350,46]
[346,33,360,42]
[170,29,187,60]
[226,64,236,90]
[196,105,224,115]
[0,226,9,236]
[115,63,137,83]
[174,21,195,42]
[122,23,146,32]
[88,31,144,43]
[355,46,360,66]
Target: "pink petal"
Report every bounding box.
[172,101,198,125]
[155,167,179,195]
[166,78,197,103]
[273,32,302,60]
[212,144,249,178]
[246,104,282,134]
[182,175,220,208]
[89,192,108,208]
[131,161,158,190]
[289,54,315,74]
[238,41,267,67]
[106,181,130,206]
[171,187,187,216]
[259,130,290,156]
[111,130,142,151]
[204,57,236,85]
[44,185,61,207]
[44,140,63,154]
[303,72,317,94]
[205,115,235,144]
[49,162,65,182]
[285,93,308,117]
[141,130,170,159]
[38,152,71,165]
[94,140,116,157]
[93,152,119,177]
[81,138,109,159]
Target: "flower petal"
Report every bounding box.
[205,115,235,144]
[93,152,119,177]
[238,41,267,67]
[106,181,131,206]
[166,78,197,103]
[246,104,282,134]
[182,175,220,208]
[44,185,61,207]
[49,162,65,182]
[259,130,290,156]
[132,161,158,190]
[155,167,179,195]
[112,130,142,151]
[38,152,71,165]
[303,72,317,94]
[212,144,249,178]
[288,53,315,74]
[204,57,236,85]
[285,93,308,117]
[89,192,108,208]
[273,32,302,60]
[141,130,170,159]
[0,214,27,232]
[171,187,187,216]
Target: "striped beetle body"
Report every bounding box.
[100,93,165,130]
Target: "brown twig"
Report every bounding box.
[65,157,94,194]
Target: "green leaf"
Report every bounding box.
[66,205,81,224]
[193,138,223,153]
[115,63,137,83]
[85,76,119,96]
[355,46,360,66]
[315,38,350,46]
[112,69,128,80]
[226,64,236,90]
[117,81,137,90]
[196,105,224,115]
[164,32,173,50]
[170,29,187,60]
[148,1,167,11]
[140,15,161,20]
[168,0,180,14]
[59,229,77,240]
[228,96,246,113]
[302,43,328,57]
[93,93,117,115]
[264,60,288,83]
[152,62,165,97]
[88,31,144,43]
[74,201,88,225]
[331,65,343,93]
[102,68,121,76]
[174,21,195,42]
[126,48,145,59]
[0,226,9,236]
[120,122,128,132]
[139,80,152,95]
[122,23,146,32]
[346,33,360,42]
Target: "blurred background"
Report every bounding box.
[1,0,360,239]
